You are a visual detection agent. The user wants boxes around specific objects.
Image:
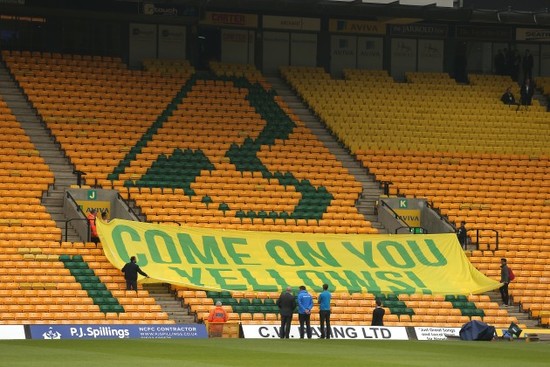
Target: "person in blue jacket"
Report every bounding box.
[297,285,313,339]
[318,283,332,339]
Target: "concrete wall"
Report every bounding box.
[63,188,140,241]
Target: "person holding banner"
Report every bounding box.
[318,283,332,339]
[100,210,110,223]
[87,209,99,244]
[121,256,149,291]
[456,221,468,250]
[297,285,313,339]
[277,286,296,339]
[500,258,510,307]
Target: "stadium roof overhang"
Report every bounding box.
[470,8,550,26]
[3,0,550,26]
[199,0,550,26]
[199,0,472,24]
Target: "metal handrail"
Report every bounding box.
[117,192,142,222]
[160,221,182,226]
[63,218,89,243]
[66,191,87,217]
[380,180,392,196]
[427,201,457,231]
[474,228,499,251]
[380,199,419,234]
[65,191,93,242]
[380,199,401,220]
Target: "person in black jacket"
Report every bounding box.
[121,256,149,291]
[500,86,517,106]
[456,221,469,250]
[371,298,385,326]
[276,286,296,339]
[500,258,510,307]
[520,78,535,107]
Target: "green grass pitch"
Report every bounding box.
[0,339,548,367]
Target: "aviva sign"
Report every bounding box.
[98,219,501,295]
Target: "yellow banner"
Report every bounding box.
[98,219,501,295]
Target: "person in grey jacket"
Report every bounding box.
[276,286,296,339]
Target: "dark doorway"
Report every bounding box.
[197,27,221,70]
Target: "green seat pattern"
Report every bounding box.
[109,77,197,180]
[115,74,334,223]
[61,254,124,313]
[446,295,484,319]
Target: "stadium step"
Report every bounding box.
[0,61,81,242]
[487,290,540,329]
[142,283,196,324]
[266,75,387,229]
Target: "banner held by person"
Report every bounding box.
[97,218,501,294]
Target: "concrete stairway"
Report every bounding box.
[142,283,196,324]
[0,62,81,242]
[265,76,387,233]
[487,290,540,329]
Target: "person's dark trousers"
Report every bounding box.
[280,315,292,338]
[126,280,137,291]
[500,283,509,305]
[299,313,312,339]
[319,310,331,339]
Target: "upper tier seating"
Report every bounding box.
[283,67,546,154]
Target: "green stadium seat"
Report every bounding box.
[207,291,220,298]
[72,255,84,262]
[59,254,71,262]
[251,298,263,306]
[220,291,232,298]
[232,305,247,314]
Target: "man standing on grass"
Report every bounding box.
[277,286,296,339]
[297,285,313,339]
[318,283,332,339]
